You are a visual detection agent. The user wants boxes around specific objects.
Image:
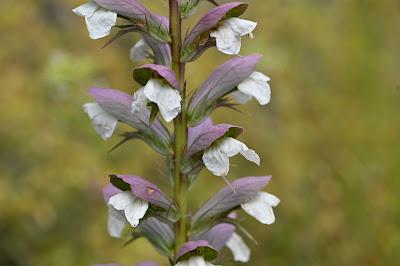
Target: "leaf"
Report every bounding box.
[148,102,159,125]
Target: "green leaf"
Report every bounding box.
[109,175,131,191]
[148,102,160,125]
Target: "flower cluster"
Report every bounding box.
[74,1,279,265]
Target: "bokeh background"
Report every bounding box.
[1,0,399,265]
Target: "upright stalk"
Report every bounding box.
[169,0,188,257]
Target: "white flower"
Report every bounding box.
[210,17,257,55]
[83,103,118,140]
[107,205,127,238]
[241,192,280,225]
[175,256,218,266]
[108,191,149,228]
[231,72,271,105]
[130,39,151,62]
[226,232,251,263]
[202,137,260,177]
[143,79,181,122]
[73,2,117,39]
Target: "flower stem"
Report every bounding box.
[169,0,188,258]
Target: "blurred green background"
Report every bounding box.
[1,0,399,265]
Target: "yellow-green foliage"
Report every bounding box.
[0,0,399,265]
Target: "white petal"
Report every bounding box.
[202,144,231,177]
[130,39,151,62]
[220,137,260,165]
[107,206,127,238]
[73,2,117,39]
[108,191,149,227]
[226,232,251,262]
[83,102,117,140]
[239,145,260,166]
[144,79,181,122]
[237,71,271,105]
[210,24,241,55]
[131,88,148,114]
[202,137,259,176]
[230,90,253,104]
[73,2,98,17]
[85,8,117,39]
[241,192,280,225]
[224,18,257,36]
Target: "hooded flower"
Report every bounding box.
[103,175,174,238]
[130,39,151,62]
[108,191,149,228]
[131,81,181,123]
[225,232,251,263]
[202,137,260,177]
[231,72,271,105]
[241,191,280,225]
[83,102,118,140]
[210,18,257,55]
[132,64,182,122]
[73,2,117,39]
[175,256,218,266]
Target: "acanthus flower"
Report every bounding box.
[202,137,260,177]
[231,71,272,105]
[210,17,257,55]
[73,2,117,39]
[103,175,175,238]
[241,191,280,225]
[132,64,181,122]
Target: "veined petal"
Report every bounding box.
[144,79,181,122]
[108,191,149,227]
[224,17,257,36]
[130,39,150,62]
[107,205,127,238]
[73,2,117,39]
[202,144,230,177]
[210,25,241,55]
[226,232,251,262]
[131,88,148,114]
[83,102,117,140]
[236,71,271,105]
[241,192,280,225]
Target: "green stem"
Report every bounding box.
[169,0,188,259]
